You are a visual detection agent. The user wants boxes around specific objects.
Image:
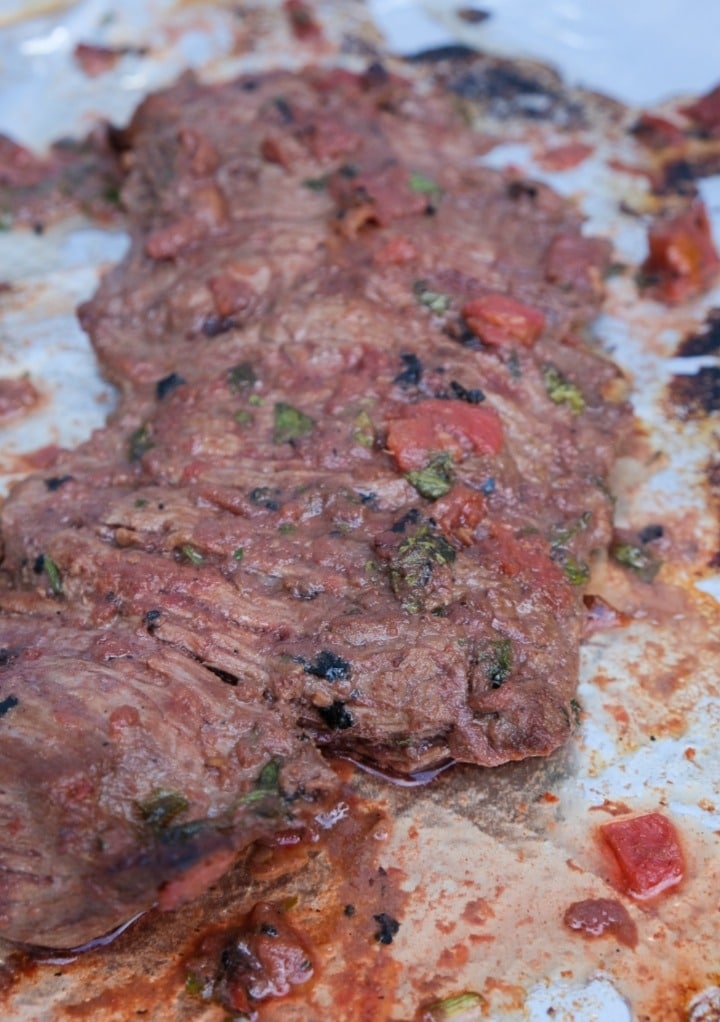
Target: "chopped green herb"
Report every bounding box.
[352,410,375,448]
[248,394,263,407]
[273,402,316,444]
[562,555,590,585]
[413,280,452,315]
[388,525,456,614]
[408,171,441,195]
[128,423,154,461]
[604,261,627,279]
[406,452,454,500]
[184,972,204,997]
[240,757,282,803]
[570,697,583,726]
[43,555,63,596]
[181,544,204,566]
[550,511,592,547]
[481,637,512,688]
[137,790,189,832]
[227,361,257,391]
[424,992,485,1020]
[278,523,295,534]
[134,498,148,508]
[233,547,244,561]
[103,185,121,205]
[303,176,328,191]
[234,409,254,426]
[611,542,661,582]
[542,365,585,413]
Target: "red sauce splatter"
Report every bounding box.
[563,898,638,948]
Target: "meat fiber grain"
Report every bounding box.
[0,67,629,948]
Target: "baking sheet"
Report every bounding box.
[1,2,720,1020]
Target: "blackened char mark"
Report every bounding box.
[0,695,19,718]
[405,43,479,64]
[669,366,720,418]
[373,912,400,944]
[675,309,720,357]
[318,701,354,730]
[303,651,351,682]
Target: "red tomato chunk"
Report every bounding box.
[386,399,503,472]
[642,200,720,303]
[601,812,684,900]
[461,292,545,347]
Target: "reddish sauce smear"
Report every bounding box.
[563,898,638,949]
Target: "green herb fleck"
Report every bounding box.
[562,555,590,585]
[273,402,316,444]
[184,972,204,997]
[389,525,456,614]
[570,697,583,726]
[406,452,454,500]
[128,423,154,462]
[227,361,257,391]
[413,280,451,315]
[303,176,328,191]
[550,511,592,547]
[424,992,485,1020]
[43,555,63,596]
[103,185,121,205]
[233,547,244,561]
[181,544,204,566]
[137,790,189,833]
[481,637,512,688]
[240,758,282,803]
[249,394,262,407]
[278,523,295,535]
[408,171,441,195]
[611,542,661,582]
[234,409,254,426]
[134,498,149,508]
[542,365,585,413]
[352,410,375,448]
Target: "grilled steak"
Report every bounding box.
[0,66,628,948]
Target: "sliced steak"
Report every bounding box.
[0,66,629,948]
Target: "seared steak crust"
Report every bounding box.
[0,67,628,947]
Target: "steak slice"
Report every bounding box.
[0,66,629,947]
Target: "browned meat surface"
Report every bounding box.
[0,67,628,949]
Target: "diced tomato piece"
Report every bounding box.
[642,200,720,303]
[433,484,485,543]
[386,399,503,472]
[682,81,720,135]
[461,293,545,347]
[631,113,686,150]
[536,141,594,171]
[374,236,418,265]
[601,812,685,900]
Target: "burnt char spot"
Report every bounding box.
[303,651,351,682]
[44,475,73,491]
[405,43,479,63]
[155,372,187,399]
[655,158,698,197]
[676,309,720,356]
[444,62,585,126]
[32,554,45,574]
[0,648,15,668]
[507,179,538,201]
[638,523,664,543]
[669,366,720,417]
[201,315,237,337]
[248,487,281,511]
[317,700,354,730]
[373,913,400,945]
[457,7,491,24]
[0,695,19,718]
[393,352,423,387]
[449,379,485,403]
[390,508,421,533]
[204,665,239,686]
